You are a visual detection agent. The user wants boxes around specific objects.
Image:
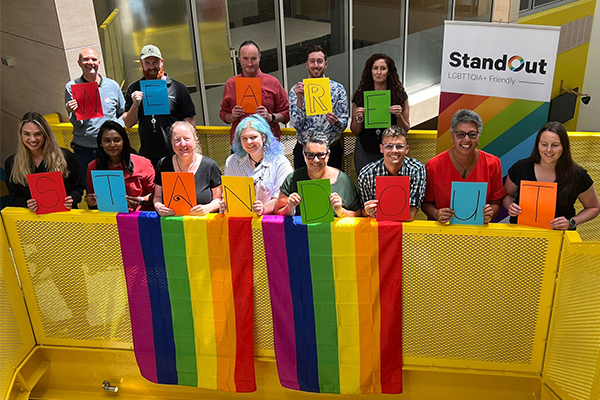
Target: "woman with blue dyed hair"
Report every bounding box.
[221,114,293,215]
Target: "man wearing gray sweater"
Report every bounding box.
[65,47,125,186]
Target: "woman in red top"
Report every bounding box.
[421,109,506,224]
[85,121,155,211]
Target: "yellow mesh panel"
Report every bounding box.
[570,136,600,242]
[252,220,274,354]
[2,209,132,348]
[402,223,563,373]
[543,232,600,400]
[0,217,36,400]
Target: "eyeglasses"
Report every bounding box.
[454,131,479,140]
[382,143,406,152]
[303,151,329,160]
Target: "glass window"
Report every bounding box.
[404,0,450,93]
[95,0,204,122]
[352,0,405,99]
[284,0,350,96]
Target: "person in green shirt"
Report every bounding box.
[276,132,362,217]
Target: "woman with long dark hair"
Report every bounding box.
[5,112,84,211]
[85,120,155,211]
[350,54,409,174]
[504,121,599,230]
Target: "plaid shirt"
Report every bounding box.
[358,156,426,208]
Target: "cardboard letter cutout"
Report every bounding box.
[161,172,197,215]
[91,170,129,212]
[298,179,334,225]
[364,90,391,129]
[376,176,410,221]
[71,82,104,121]
[236,77,261,113]
[518,180,557,229]
[304,78,332,116]
[450,181,488,225]
[140,80,170,115]
[26,171,68,215]
[222,175,256,217]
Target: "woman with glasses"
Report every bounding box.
[5,112,85,211]
[221,115,293,216]
[275,132,361,217]
[350,53,410,174]
[85,120,155,211]
[503,121,599,230]
[153,121,222,216]
[421,109,505,224]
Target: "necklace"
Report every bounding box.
[451,149,478,179]
[249,154,264,168]
[176,153,197,172]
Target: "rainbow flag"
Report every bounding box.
[116,212,256,392]
[262,216,403,394]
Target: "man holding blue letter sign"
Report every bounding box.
[123,45,196,167]
[421,109,505,224]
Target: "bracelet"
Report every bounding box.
[139,197,145,205]
[271,113,276,123]
[356,115,364,123]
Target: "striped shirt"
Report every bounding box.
[224,153,293,203]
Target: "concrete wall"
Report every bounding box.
[0,0,103,166]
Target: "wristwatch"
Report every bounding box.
[270,113,276,123]
[569,218,577,230]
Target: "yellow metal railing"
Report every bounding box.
[4,208,596,399]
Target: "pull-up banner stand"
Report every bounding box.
[437,21,560,176]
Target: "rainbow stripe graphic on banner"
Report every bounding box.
[262,215,403,394]
[437,92,550,175]
[116,212,256,392]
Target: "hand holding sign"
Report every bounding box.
[376,176,410,221]
[71,82,104,121]
[236,77,261,113]
[304,78,332,116]
[449,181,488,225]
[518,180,557,229]
[364,90,391,129]
[91,170,129,212]
[26,171,69,215]
[161,172,197,215]
[297,179,334,225]
[222,176,256,217]
[140,80,170,115]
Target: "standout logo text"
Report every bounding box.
[449,52,548,74]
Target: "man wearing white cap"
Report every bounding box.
[123,44,196,167]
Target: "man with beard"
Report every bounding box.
[65,47,125,185]
[123,45,196,167]
[289,45,348,170]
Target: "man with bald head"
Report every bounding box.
[65,47,125,185]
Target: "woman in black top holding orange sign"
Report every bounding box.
[350,54,410,174]
[503,121,599,230]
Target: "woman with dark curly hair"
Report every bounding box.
[350,54,409,174]
[504,121,599,230]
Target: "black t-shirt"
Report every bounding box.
[125,75,196,161]
[155,155,222,205]
[353,95,400,153]
[507,158,593,222]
